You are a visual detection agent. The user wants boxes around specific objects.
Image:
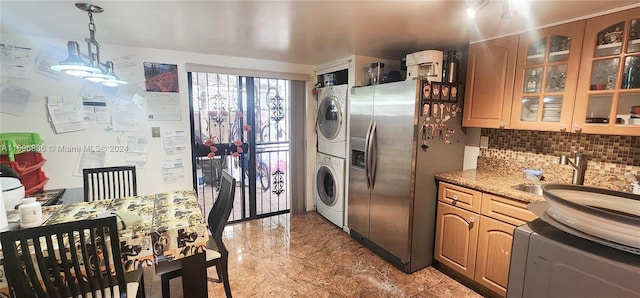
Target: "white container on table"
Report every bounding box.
[19,197,42,228]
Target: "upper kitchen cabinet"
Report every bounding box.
[573,7,640,135]
[510,21,585,131]
[463,35,519,128]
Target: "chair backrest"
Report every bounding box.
[0,216,128,298]
[207,170,236,243]
[83,166,137,202]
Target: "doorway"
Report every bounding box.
[189,73,291,222]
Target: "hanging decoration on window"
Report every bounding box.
[267,87,285,123]
[271,169,285,196]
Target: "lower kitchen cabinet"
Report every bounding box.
[435,202,479,280]
[435,182,536,297]
[475,216,515,296]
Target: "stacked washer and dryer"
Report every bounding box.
[315,84,348,228]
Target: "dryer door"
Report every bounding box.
[317,96,342,140]
[316,165,337,207]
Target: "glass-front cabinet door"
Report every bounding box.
[573,7,640,135]
[511,21,585,131]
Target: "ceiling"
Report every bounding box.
[1,1,639,66]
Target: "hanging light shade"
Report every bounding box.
[50,41,102,76]
[84,54,116,83]
[50,3,127,87]
[101,61,127,87]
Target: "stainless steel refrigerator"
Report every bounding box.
[348,79,466,273]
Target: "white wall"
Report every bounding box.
[1,33,315,198]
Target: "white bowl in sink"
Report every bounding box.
[540,184,640,249]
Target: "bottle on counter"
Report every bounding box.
[19,197,43,228]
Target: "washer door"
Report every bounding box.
[317,96,342,140]
[316,165,337,207]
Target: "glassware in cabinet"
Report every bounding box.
[595,22,625,57]
[520,97,539,122]
[573,8,640,135]
[589,58,619,90]
[626,18,640,53]
[545,64,567,92]
[511,21,585,131]
[541,96,563,122]
[526,38,547,65]
[524,67,543,93]
[622,55,640,89]
[548,35,571,63]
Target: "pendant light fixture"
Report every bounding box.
[50,3,126,86]
[466,0,488,19]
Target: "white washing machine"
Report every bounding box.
[315,152,345,228]
[317,84,348,158]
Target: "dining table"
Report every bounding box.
[0,189,209,297]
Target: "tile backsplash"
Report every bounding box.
[478,129,640,191]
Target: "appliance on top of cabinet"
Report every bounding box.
[405,50,443,82]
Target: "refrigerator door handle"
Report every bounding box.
[369,120,378,188]
[364,120,374,189]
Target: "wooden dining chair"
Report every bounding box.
[83,166,137,201]
[0,216,145,298]
[155,170,236,298]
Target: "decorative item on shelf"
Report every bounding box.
[600,27,623,45]
[420,80,461,102]
[50,3,126,87]
[419,80,463,145]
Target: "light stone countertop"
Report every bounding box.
[435,169,547,204]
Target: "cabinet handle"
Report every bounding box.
[499,122,505,129]
[559,124,566,132]
[452,195,459,201]
[469,217,475,223]
[574,125,582,133]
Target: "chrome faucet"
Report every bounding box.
[559,151,587,185]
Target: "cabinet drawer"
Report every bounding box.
[481,193,537,226]
[438,182,482,213]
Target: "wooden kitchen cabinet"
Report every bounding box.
[435,182,537,297]
[510,21,586,132]
[475,216,516,297]
[434,201,479,280]
[572,7,640,135]
[463,35,519,128]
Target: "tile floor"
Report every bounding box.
[142,212,483,297]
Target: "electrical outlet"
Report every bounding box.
[152,127,161,138]
[480,136,489,148]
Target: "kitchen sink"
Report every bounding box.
[512,183,544,196]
